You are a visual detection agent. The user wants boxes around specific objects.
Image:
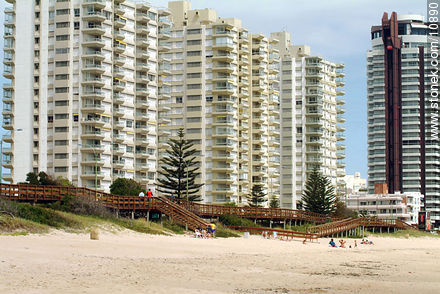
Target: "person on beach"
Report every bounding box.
[339,240,346,248]
[329,239,337,247]
[195,229,202,238]
[208,224,216,237]
[147,189,153,198]
[354,240,358,248]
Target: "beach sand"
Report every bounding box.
[0,231,439,294]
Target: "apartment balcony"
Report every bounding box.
[113,121,125,130]
[114,43,126,54]
[3,55,14,66]
[81,77,105,87]
[81,118,106,128]
[114,29,125,40]
[3,68,14,79]
[2,134,13,143]
[113,134,124,143]
[114,56,126,66]
[114,4,125,15]
[212,165,235,173]
[81,103,105,113]
[158,117,171,125]
[158,30,171,40]
[81,158,105,167]
[81,171,105,180]
[114,16,126,28]
[337,90,345,96]
[135,99,149,109]
[136,63,150,72]
[337,116,346,123]
[135,137,149,146]
[212,177,235,184]
[135,163,149,172]
[113,107,125,117]
[2,119,13,130]
[136,12,150,23]
[213,106,235,115]
[82,24,105,35]
[112,159,126,168]
[82,51,105,61]
[82,0,106,9]
[158,42,171,52]
[83,11,106,22]
[109,94,124,106]
[112,147,125,156]
[136,25,150,35]
[213,85,235,95]
[337,134,346,141]
[135,112,149,122]
[113,80,125,92]
[135,150,150,159]
[212,63,235,73]
[113,67,125,79]
[82,63,105,74]
[306,139,323,146]
[212,52,235,62]
[80,144,105,153]
[2,157,13,169]
[337,107,345,114]
[213,42,235,51]
[158,103,171,112]
[136,74,150,84]
[82,89,105,100]
[135,125,149,134]
[337,143,346,150]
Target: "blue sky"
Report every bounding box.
[0,0,426,179]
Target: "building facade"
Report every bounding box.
[344,172,368,195]
[271,31,346,209]
[344,191,423,225]
[367,13,440,227]
[156,1,281,204]
[2,0,168,192]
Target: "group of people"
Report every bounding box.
[329,238,362,249]
[194,224,216,239]
[361,238,374,245]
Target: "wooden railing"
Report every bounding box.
[227,226,319,242]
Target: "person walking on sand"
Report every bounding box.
[354,240,358,248]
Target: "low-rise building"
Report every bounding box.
[343,172,367,194]
[344,191,423,225]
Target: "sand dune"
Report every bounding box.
[0,231,439,293]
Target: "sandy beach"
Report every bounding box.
[0,231,439,294]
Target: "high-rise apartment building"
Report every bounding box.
[156,1,281,204]
[271,31,346,209]
[367,13,440,227]
[1,0,169,192]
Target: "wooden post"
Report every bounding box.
[115,209,119,218]
[387,227,390,234]
[131,211,134,219]
[270,220,272,229]
[283,221,286,230]
[146,210,150,225]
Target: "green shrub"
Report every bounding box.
[218,214,261,227]
[214,223,242,238]
[161,219,186,234]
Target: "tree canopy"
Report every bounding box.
[156,129,203,202]
[247,184,267,207]
[301,166,336,215]
[110,178,144,196]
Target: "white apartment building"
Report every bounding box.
[368,13,440,228]
[271,31,346,209]
[345,192,423,225]
[2,0,168,192]
[344,172,367,194]
[156,1,281,205]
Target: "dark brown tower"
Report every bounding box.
[381,12,403,193]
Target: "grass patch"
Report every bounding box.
[112,218,172,235]
[161,220,186,234]
[367,229,440,238]
[214,223,242,238]
[0,215,50,234]
[285,223,316,233]
[218,214,261,228]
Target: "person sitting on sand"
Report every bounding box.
[195,229,201,238]
[329,239,337,247]
[339,240,346,248]
[303,239,307,245]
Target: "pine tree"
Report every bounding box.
[156,129,203,202]
[247,184,267,207]
[302,166,336,215]
[269,197,280,208]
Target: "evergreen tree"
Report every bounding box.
[110,178,144,196]
[269,197,280,208]
[156,129,203,202]
[302,166,336,215]
[247,184,267,207]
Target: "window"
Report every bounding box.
[55,74,68,80]
[187,62,201,67]
[55,167,68,172]
[187,72,201,78]
[55,140,68,146]
[56,61,68,67]
[55,127,68,133]
[56,22,69,28]
[73,114,79,122]
[74,9,80,17]
[187,106,201,112]
[187,39,201,46]
[188,95,201,101]
[206,96,213,102]
[187,117,201,123]
[187,84,201,90]
[55,113,68,119]
[187,50,201,56]
[55,48,69,54]
[48,116,54,123]
[56,9,69,16]
[56,35,69,41]
[55,153,68,159]
[187,128,201,134]
[55,100,69,106]
[55,87,69,93]
[176,97,183,103]
[74,22,79,30]
[187,29,201,35]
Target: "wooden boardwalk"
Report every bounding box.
[0,183,415,237]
